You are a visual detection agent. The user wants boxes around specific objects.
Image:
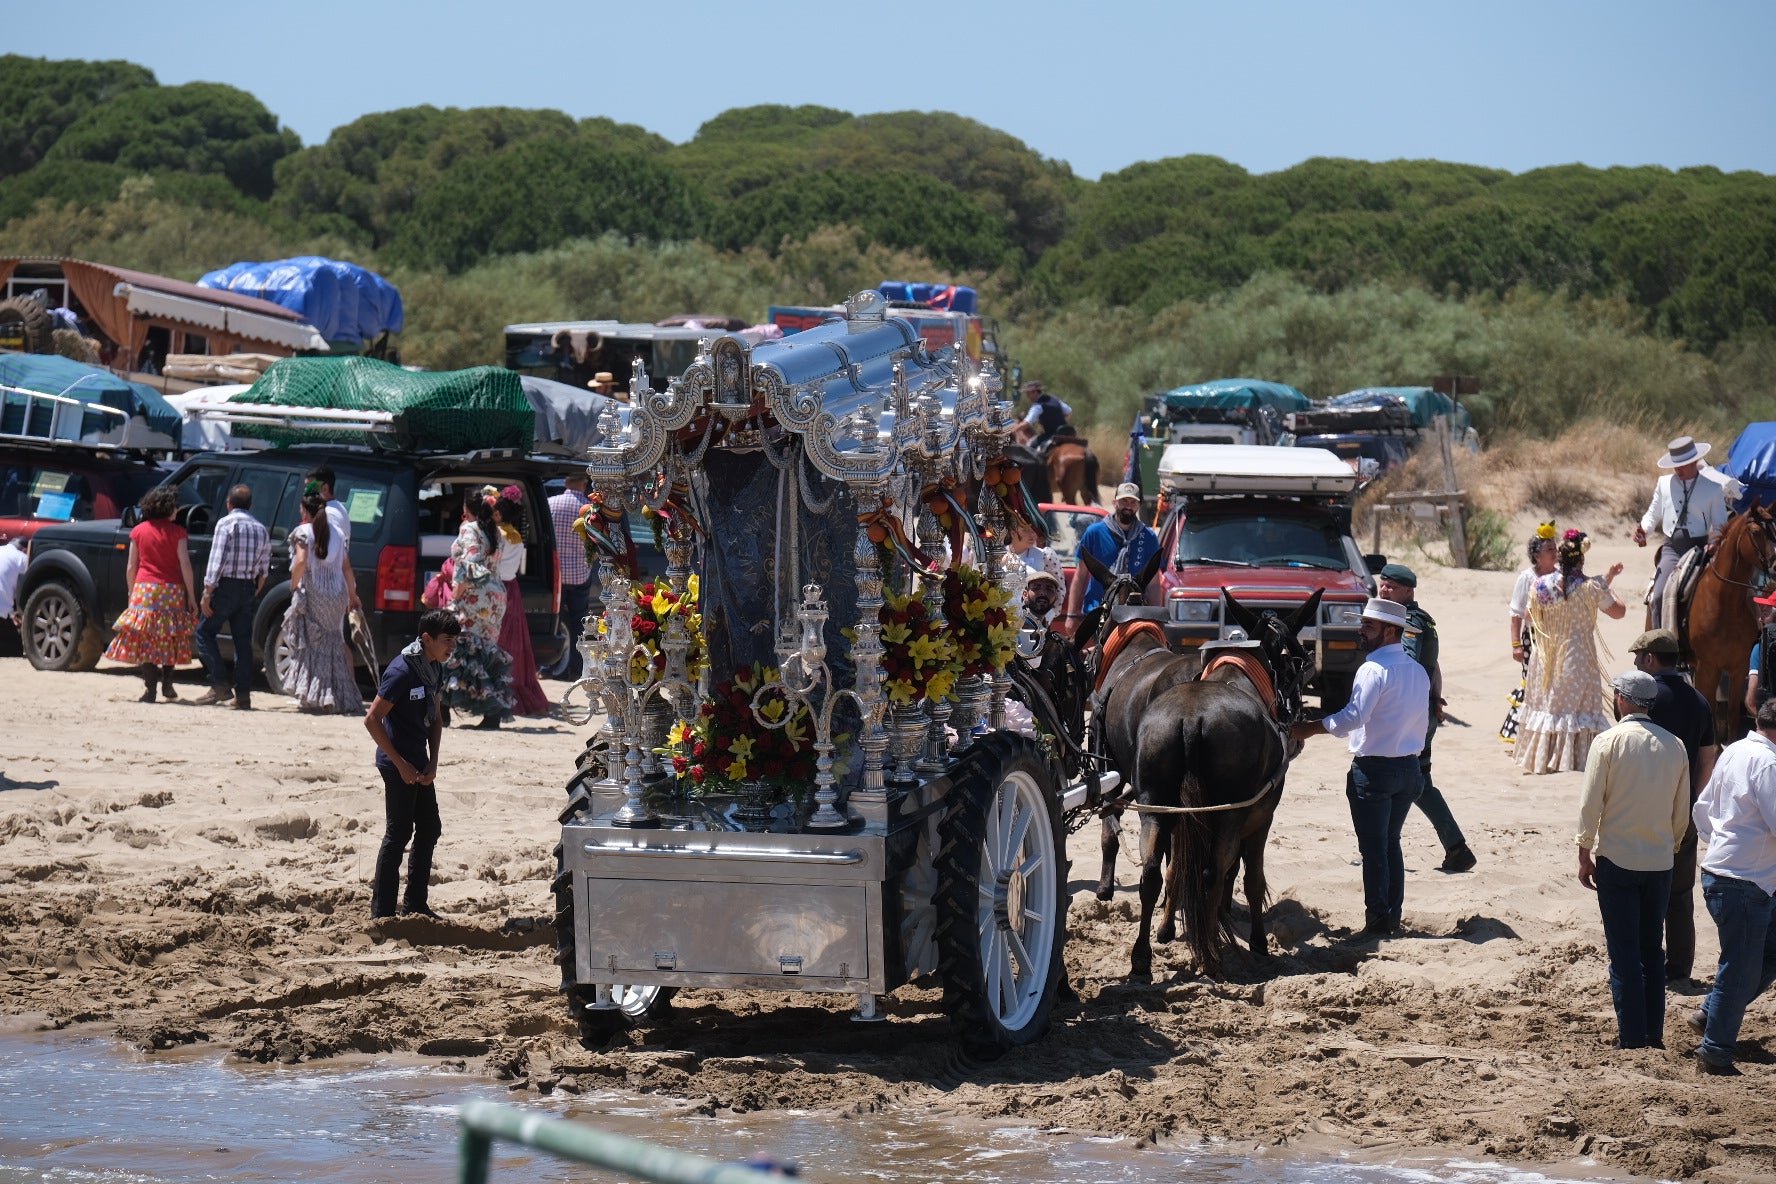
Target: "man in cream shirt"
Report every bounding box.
[1576,670,1690,1051]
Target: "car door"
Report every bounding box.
[167,461,233,597]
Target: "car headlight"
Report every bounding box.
[1323,603,1364,627]
[1168,596,1216,623]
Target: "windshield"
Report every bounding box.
[1175,507,1351,570]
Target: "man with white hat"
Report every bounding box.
[1635,436,1742,628]
[1290,597,1430,940]
[1060,482,1159,631]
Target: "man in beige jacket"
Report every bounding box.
[1577,670,1692,1050]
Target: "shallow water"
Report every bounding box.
[0,1034,1623,1184]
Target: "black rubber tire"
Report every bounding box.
[554,786,673,1046]
[1318,670,1354,713]
[259,605,292,697]
[934,732,1068,1057]
[0,297,52,354]
[22,581,104,672]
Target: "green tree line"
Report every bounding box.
[2,53,1773,436]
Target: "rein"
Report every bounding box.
[1703,514,1776,591]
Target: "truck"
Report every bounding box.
[1285,386,1476,478]
[1122,379,1309,503]
[1141,444,1382,710]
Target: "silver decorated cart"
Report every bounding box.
[553,291,1073,1054]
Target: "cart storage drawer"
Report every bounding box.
[578,877,871,981]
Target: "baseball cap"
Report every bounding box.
[1113,482,1141,503]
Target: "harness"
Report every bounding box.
[1094,619,1168,693]
[1204,649,1279,720]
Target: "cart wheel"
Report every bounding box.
[935,733,1068,1056]
[554,792,673,1046]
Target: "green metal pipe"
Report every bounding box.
[457,1100,785,1184]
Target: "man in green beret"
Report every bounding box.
[1378,564,1477,873]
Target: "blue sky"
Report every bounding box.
[12,0,1774,179]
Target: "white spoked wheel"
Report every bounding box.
[937,735,1067,1055]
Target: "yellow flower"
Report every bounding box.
[759,696,786,723]
[887,679,917,706]
[687,574,699,600]
[728,757,748,780]
[729,735,755,761]
[907,634,942,664]
[651,590,674,617]
[926,670,956,702]
[667,720,691,745]
[783,715,808,746]
[882,620,912,646]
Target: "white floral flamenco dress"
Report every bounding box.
[1516,573,1616,775]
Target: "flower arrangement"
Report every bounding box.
[571,492,636,575]
[879,584,962,705]
[941,564,1018,677]
[598,576,704,684]
[657,663,820,798]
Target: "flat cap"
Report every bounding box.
[1612,669,1658,708]
[1378,563,1417,587]
[1628,629,1680,656]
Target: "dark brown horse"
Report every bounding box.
[1074,551,1319,979]
[1688,501,1776,739]
[1046,434,1100,506]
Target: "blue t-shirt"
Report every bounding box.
[373,652,437,773]
[1077,517,1160,612]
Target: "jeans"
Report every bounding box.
[1697,871,1776,1067]
[1412,720,1467,851]
[560,577,592,681]
[1595,856,1673,1049]
[1665,822,1700,980]
[372,764,441,918]
[194,577,258,698]
[1346,754,1423,929]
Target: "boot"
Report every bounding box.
[475,713,502,730]
[138,667,157,703]
[159,666,178,701]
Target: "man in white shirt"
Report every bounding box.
[1634,436,1741,628]
[1687,699,1776,1075]
[1291,597,1430,940]
[0,535,27,655]
[1575,670,1690,1050]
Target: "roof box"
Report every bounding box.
[1158,444,1357,495]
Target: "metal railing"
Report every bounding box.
[457,1100,788,1184]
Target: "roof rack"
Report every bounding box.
[0,381,170,456]
[184,397,396,435]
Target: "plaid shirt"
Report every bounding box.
[549,489,592,585]
[205,507,271,588]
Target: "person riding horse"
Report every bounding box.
[1635,436,1742,629]
[1015,380,1073,453]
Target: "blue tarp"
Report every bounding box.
[0,353,180,446]
[1332,386,1473,432]
[1723,423,1776,510]
[877,281,977,314]
[198,257,404,347]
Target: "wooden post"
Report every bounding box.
[1436,416,1469,568]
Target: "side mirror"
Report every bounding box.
[1364,553,1386,575]
[120,506,141,529]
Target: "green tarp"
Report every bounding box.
[234,356,534,451]
[1331,387,1473,431]
[1160,378,1311,413]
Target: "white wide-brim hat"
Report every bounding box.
[1360,597,1412,630]
[1657,435,1711,468]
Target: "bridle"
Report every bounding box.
[1704,511,1776,591]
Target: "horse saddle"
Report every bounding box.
[1037,424,1082,456]
[1659,544,1707,659]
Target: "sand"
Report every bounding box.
[3,518,1774,1182]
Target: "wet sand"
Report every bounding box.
[2,523,1773,1182]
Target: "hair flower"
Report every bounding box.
[1535,521,1556,540]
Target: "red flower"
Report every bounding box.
[690,766,706,784]
[672,755,689,774]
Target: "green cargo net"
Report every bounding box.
[233,356,534,452]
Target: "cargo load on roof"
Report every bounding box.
[198,257,404,349]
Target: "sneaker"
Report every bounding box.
[1439,844,1477,873]
[1687,1007,1708,1036]
[192,688,232,707]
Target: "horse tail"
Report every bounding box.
[1162,712,1224,978]
[1083,450,1100,505]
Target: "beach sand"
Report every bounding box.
[3,519,1773,1181]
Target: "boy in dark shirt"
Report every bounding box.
[365,608,460,920]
